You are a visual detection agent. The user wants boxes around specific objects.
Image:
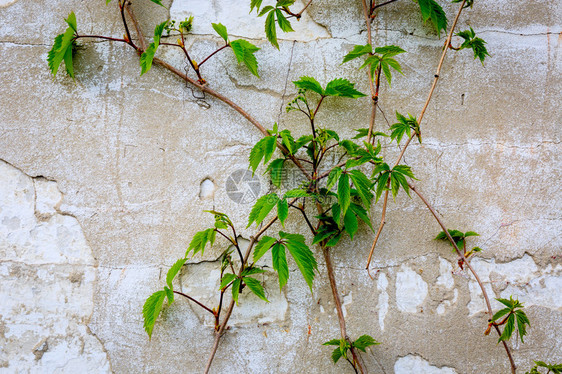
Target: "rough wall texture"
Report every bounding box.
[0,0,561,373]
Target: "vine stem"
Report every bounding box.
[367,0,468,266]
[365,184,389,269]
[408,183,517,374]
[173,291,215,315]
[360,0,377,144]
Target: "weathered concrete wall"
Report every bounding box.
[0,0,560,373]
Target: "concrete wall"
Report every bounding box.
[0,0,560,373]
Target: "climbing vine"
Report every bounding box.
[47,0,557,373]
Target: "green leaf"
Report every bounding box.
[323,339,342,346]
[276,0,295,6]
[48,14,77,78]
[230,39,260,77]
[284,189,310,198]
[212,23,228,42]
[352,335,380,352]
[258,5,275,16]
[491,307,511,323]
[250,0,263,12]
[140,21,167,76]
[337,173,351,219]
[265,10,278,49]
[324,78,366,98]
[280,232,318,291]
[515,310,530,343]
[143,290,167,339]
[312,226,338,245]
[243,276,269,302]
[418,0,448,33]
[232,278,241,305]
[166,258,187,290]
[326,167,342,191]
[272,242,289,290]
[374,45,406,57]
[498,313,515,342]
[342,44,372,63]
[325,231,343,247]
[149,0,165,7]
[275,8,294,32]
[186,228,216,256]
[277,199,289,227]
[247,193,280,227]
[343,208,358,239]
[220,273,237,289]
[267,158,285,187]
[464,231,480,237]
[164,286,174,304]
[348,170,374,208]
[293,76,324,96]
[350,203,374,232]
[331,347,343,363]
[497,297,516,309]
[253,236,277,262]
[456,28,490,64]
[249,136,277,174]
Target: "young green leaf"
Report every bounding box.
[280,232,318,291]
[48,13,78,78]
[149,0,165,7]
[247,193,280,227]
[243,276,269,302]
[272,242,289,290]
[348,170,374,208]
[418,0,448,34]
[232,278,241,305]
[142,290,167,339]
[265,10,278,49]
[164,286,174,304]
[326,167,342,191]
[343,209,358,239]
[342,44,372,64]
[275,9,294,32]
[230,39,260,77]
[498,313,515,343]
[374,45,406,57]
[293,76,324,96]
[220,273,237,289]
[350,203,374,232]
[352,335,380,352]
[337,173,351,219]
[140,20,168,75]
[277,198,289,227]
[186,228,216,256]
[166,258,187,290]
[212,23,229,42]
[267,158,285,187]
[253,236,277,262]
[324,78,366,98]
[249,135,277,175]
[284,189,310,198]
[456,28,490,64]
[250,0,264,12]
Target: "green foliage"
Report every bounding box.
[212,22,229,42]
[293,77,366,99]
[252,0,295,48]
[242,275,269,302]
[230,39,260,77]
[140,20,167,75]
[526,361,562,374]
[48,12,77,78]
[456,27,490,64]
[390,112,421,144]
[267,158,286,187]
[345,44,406,86]
[492,296,530,343]
[186,228,217,256]
[417,0,448,34]
[248,193,280,227]
[142,290,167,339]
[372,163,416,201]
[166,258,187,290]
[434,229,479,253]
[323,335,379,364]
[249,135,277,175]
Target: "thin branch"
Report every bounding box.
[119,0,134,47]
[199,44,230,67]
[124,2,146,51]
[173,291,215,315]
[75,35,130,44]
[373,0,400,11]
[408,183,516,374]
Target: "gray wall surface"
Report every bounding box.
[0,0,561,373]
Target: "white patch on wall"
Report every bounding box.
[466,255,562,316]
[0,160,110,372]
[396,265,428,313]
[170,0,330,42]
[394,355,457,374]
[435,258,458,315]
[377,273,389,331]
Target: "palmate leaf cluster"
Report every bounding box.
[492,296,530,343]
[417,0,448,34]
[434,229,481,254]
[47,12,78,78]
[456,27,490,64]
[323,335,379,363]
[251,0,296,49]
[526,361,562,374]
[342,44,406,86]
